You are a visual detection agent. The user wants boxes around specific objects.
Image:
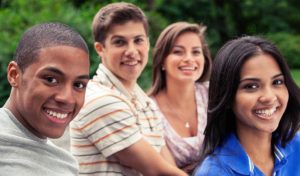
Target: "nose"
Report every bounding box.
[183,52,194,62]
[125,42,138,58]
[55,85,76,105]
[258,87,277,104]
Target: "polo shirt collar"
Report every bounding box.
[93,64,137,98]
[214,133,253,175]
[93,64,152,109]
[215,133,292,175]
[273,134,295,172]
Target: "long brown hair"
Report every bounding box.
[148,22,212,96]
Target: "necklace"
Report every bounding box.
[185,122,190,129]
[163,96,193,129]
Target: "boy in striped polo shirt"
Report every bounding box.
[70,2,187,176]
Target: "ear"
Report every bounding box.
[162,61,166,71]
[7,61,21,87]
[94,42,105,62]
[146,37,150,50]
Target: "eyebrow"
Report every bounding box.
[173,45,202,49]
[44,67,89,80]
[111,34,146,40]
[239,73,284,83]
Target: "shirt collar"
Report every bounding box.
[92,64,152,109]
[93,64,136,98]
[272,133,298,171]
[215,132,294,175]
[214,133,252,175]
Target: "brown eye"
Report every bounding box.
[243,83,259,90]
[273,79,284,85]
[112,39,126,46]
[134,37,144,44]
[74,82,86,89]
[172,50,183,55]
[192,50,201,55]
[45,76,58,84]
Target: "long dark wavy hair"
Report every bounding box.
[202,36,300,158]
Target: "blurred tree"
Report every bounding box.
[1,0,300,106]
[0,0,93,106]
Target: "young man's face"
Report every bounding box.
[95,21,149,90]
[8,45,90,139]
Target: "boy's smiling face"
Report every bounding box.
[8,45,90,139]
[95,21,149,90]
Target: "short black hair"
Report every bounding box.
[203,36,300,156]
[14,22,89,71]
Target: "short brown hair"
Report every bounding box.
[149,22,212,96]
[92,2,149,44]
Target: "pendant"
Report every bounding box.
[185,122,190,128]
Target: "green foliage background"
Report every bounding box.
[1,0,300,106]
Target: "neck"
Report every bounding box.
[155,81,198,136]
[164,80,195,106]
[121,80,136,92]
[237,130,274,175]
[4,95,47,139]
[3,91,16,113]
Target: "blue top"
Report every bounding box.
[194,132,300,176]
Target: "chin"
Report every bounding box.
[48,134,64,139]
[45,130,65,139]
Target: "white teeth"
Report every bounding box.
[123,61,138,66]
[179,66,196,70]
[46,109,68,119]
[255,107,277,117]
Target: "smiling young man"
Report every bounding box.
[70,2,187,176]
[0,22,90,175]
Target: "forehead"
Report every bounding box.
[240,54,281,78]
[30,45,89,76]
[107,21,147,38]
[174,32,202,47]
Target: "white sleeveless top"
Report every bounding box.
[153,82,208,169]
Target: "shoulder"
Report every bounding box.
[0,108,10,126]
[0,108,24,138]
[194,156,231,176]
[195,82,209,96]
[72,82,137,127]
[83,81,134,112]
[195,82,209,107]
[292,132,300,143]
[196,81,209,89]
[286,132,300,149]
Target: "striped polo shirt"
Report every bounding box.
[70,64,164,176]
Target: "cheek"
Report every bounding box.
[233,95,252,116]
[21,82,45,102]
[76,92,86,109]
[140,45,149,55]
[197,56,205,66]
[165,56,178,67]
[280,88,289,108]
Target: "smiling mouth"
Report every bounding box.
[43,108,70,124]
[178,66,197,71]
[46,109,68,119]
[122,60,140,66]
[254,107,278,119]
